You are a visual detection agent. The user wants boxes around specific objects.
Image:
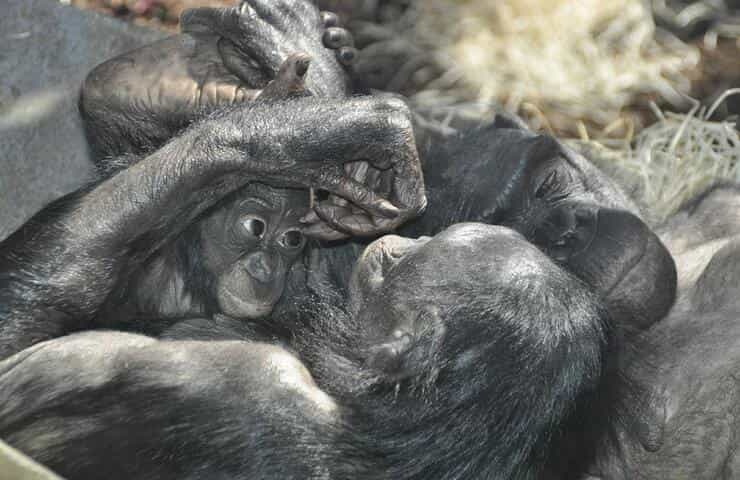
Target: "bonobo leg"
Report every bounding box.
[0,96,424,359]
[0,331,339,480]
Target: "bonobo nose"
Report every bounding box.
[244,252,275,284]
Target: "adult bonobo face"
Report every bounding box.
[334,223,610,478]
[199,183,309,319]
[348,223,609,383]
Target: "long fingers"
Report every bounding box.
[182,4,283,78]
[321,13,358,68]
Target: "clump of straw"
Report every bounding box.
[414,0,699,137]
[570,90,740,224]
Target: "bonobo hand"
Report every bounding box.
[81,0,357,158]
[213,96,425,239]
[181,0,356,98]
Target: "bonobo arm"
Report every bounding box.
[0,96,424,359]
[410,124,676,330]
[80,0,357,161]
[0,332,338,480]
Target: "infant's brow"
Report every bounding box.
[239,196,275,209]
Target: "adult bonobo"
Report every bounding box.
[403,121,678,332]
[0,2,419,358]
[0,223,614,480]
[0,1,679,479]
[0,91,425,359]
[76,0,684,335]
[80,0,677,334]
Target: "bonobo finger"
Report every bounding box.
[258,52,312,101]
[330,161,370,207]
[199,79,261,107]
[337,47,358,67]
[389,170,426,223]
[181,5,258,37]
[320,11,339,28]
[388,139,426,219]
[218,38,271,87]
[182,5,282,78]
[314,204,402,237]
[323,27,355,49]
[329,193,349,207]
[302,221,351,241]
[313,205,380,237]
[324,175,400,219]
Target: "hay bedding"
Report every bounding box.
[414,0,699,139]
[569,92,740,224]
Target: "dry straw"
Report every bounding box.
[413,0,700,137]
[581,90,740,224]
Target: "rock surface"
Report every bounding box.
[0,0,164,240]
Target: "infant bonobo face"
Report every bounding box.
[200,183,309,319]
[349,224,560,372]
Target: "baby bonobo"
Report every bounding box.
[107,54,314,325]
[125,183,309,323]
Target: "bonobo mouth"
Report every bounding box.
[593,209,650,297]
[576,208,676,327]
[220,286,276,319]
[355,235,430,279]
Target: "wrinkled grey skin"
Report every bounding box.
[587,184,740,480]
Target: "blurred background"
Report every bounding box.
[42,0,740,221]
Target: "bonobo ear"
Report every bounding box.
[366,306,446,383]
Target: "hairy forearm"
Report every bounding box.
[0,117,252,355]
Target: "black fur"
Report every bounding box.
[0,224,620,480]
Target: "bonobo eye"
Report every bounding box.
[535,168,569,202]
[241,216,266,239]
[279,230,306,250]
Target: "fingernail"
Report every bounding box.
[376,200,400,218]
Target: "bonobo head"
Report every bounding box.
[197,183,309,319]
[304,223,613,479]
[348,223,609,382]
[411,124,676,331]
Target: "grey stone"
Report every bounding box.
[0,0,165,240]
